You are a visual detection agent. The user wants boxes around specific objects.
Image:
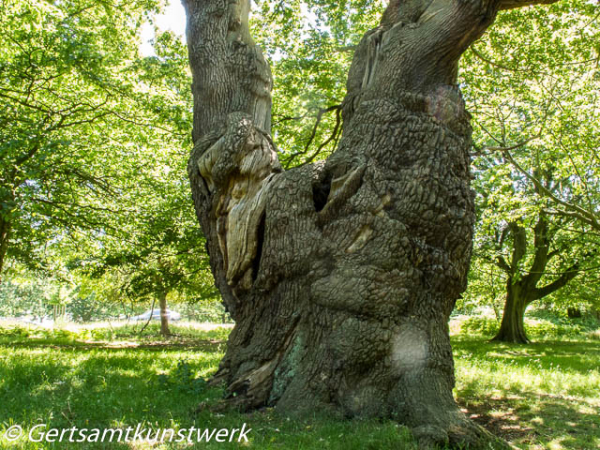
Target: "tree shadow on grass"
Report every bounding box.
[453,337,600,375]
[0,342,228,449]
[454,337,600,449]
[457,390,599,449]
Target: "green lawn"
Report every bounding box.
[454,337,600,450]
[0,321,598,449]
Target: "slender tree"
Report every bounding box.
[74,154,215,337]
[183,0,566,447]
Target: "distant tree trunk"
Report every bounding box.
[493,281,530,344]
[183,0,560,447]
[159,292,170,337]
[0,217,10,283]
[493,215,579,343]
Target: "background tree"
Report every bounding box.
[81,185,216,336]
[182,0,570,447]
[460,0,600,342]
[70,33,218,334]
[0,0,185,280]
[476,204,592,343]
[0,273,50,319]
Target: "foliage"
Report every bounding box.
[0,271,227,322]
[0,0,220,316]
[459,0,600,317]
[463,0,600,230]
[74,165,218,309]
[60,26,220,311]
[67,292,124,323]
[157,359,208,394]
[0,0,217,309]
[0,267,134,321]
[0,276,50,318]
[0,0,176,275]
[251,1,384,167]
[178,300,232,323]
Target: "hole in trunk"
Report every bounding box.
[252,213,266,282]
[312,172,332,212]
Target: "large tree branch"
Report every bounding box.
[509,221,528,271]
[530,263,579,301]
[498,0,561,11]
[496,256,512,273]
[183,0,272,140]
[501,149,600,231]
[526,213,550,285]
[183,0,282,314]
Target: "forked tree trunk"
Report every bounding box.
[159,292,170,337]
[493,281,530,344]
[492,215,580,344]
[183,0,559,447]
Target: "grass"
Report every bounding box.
[0,319,598,449]
[454,338,600,449]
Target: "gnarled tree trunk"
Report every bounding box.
[183,0,560,447]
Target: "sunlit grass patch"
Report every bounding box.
[0,325,417,449]
[452,336,600,449]
[1,321,598,449]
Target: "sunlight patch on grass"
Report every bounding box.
[1,322,598,449]
[453,335,600,449]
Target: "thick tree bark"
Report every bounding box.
[159,291,170,337]
[183,0,559,447]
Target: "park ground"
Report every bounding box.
[0,316,598,449]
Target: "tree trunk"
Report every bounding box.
[567,307,582,319]
[493,281,530,344]
[159,292,170,337]
[493,213,580,344]
[0,217,10,283]
[183,0,557,447]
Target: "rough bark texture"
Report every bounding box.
[183,0,559,447]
